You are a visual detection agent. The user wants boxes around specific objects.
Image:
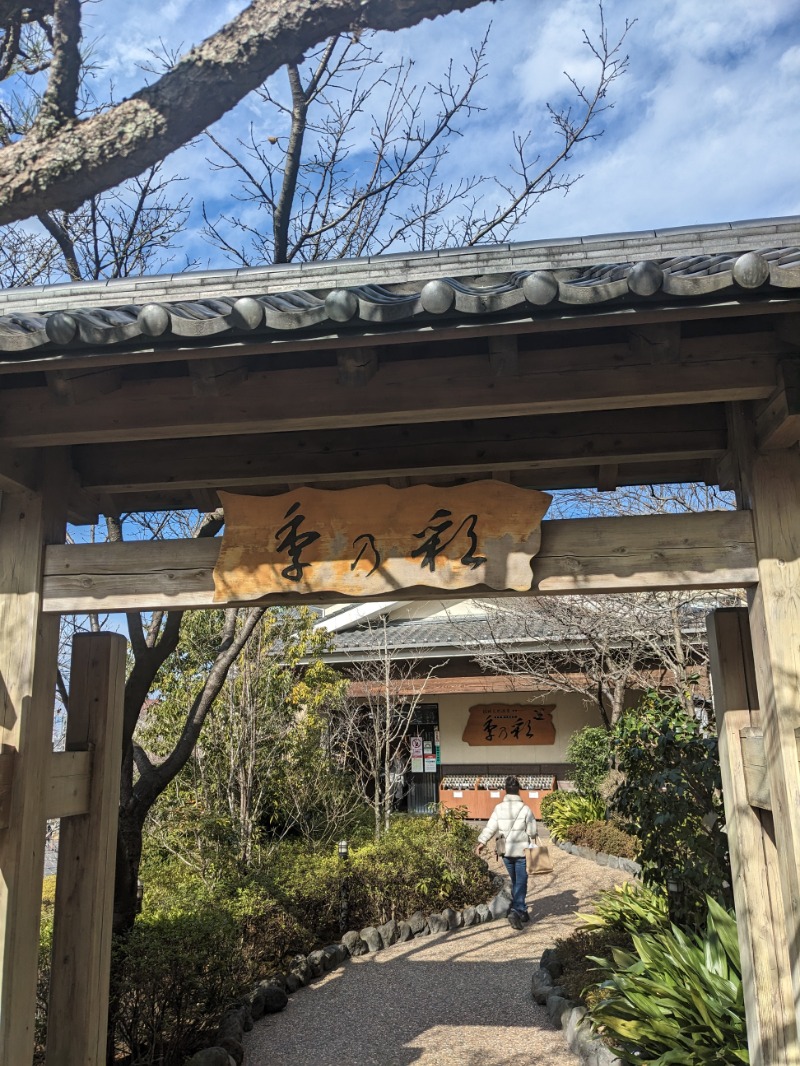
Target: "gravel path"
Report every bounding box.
[245,841,630,1066]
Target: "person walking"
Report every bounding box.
[475,775,536,930]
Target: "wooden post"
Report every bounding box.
[744,446,800,1035]
[0,464,66,1063]
[46,632,126,1066]
[707,608,799,1065]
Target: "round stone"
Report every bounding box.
[325,289,359,322]
[138,303,171,337]
[733,251,769,289]
[420,279,455,314]
[628,260,664,296]
[45,312,77,345]
[522,271,559,306]
[230,296,263,330]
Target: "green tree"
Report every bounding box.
[610,691,731,930]
[566,726,612,797]
[141,607,353,878]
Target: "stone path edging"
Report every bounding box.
[533,951,623,1066]
[552,839,641,876]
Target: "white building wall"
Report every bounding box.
[435,688,605,766]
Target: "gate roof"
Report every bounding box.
[1,215,799,521]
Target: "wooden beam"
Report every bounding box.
[0,752,13,831]
[745,446,800,1036]
[337,347,378,387]
[0,444,37,494]
[45,366,122,406]
[46,750,91,819]
[740,728,772,811]
[596,463,619,492]
[0,349,777,447]
[0,457,68,1065]
[707,608,798,1065]
[488,336,518,377]
[775,314,800,349]
[73,405,728,495]
[346,669,677,697]
[1,750,92,826]
[627,322,681,362]
[68,458,717,519]
[188,356,248,396]
[756,359,800,451]
[40,509,757,614]
[47,633,126,1066]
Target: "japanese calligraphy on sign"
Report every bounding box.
[462,704,556,746]
[212,483,551,601]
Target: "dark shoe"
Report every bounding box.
[519,912,530,923]
[507,911,523,930]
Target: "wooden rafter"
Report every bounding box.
[0,351,779,448]
[73,404,727,495]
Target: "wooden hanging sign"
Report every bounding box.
[212,482,551,601]
[462,703,556,746]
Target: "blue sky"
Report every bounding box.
[68,0,800,266]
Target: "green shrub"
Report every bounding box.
[113,872,314,1064]
[579,881,669,938]
[554,926,633,1005]
[566,726,612,797]
[540,792,604,841]
[267,808,493,936]
[565,820,639,860]
[588,897,748,1065]
[38,811,492,1065]
[538,790,562,826]
[35,889,55,1062]
[552,883,669,1010]
[610,691,731,930]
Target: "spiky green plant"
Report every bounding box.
[588,897,748,1065]
[579,882,669,938]
[540,792,604,841]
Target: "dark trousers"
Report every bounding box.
[503,856,528,916]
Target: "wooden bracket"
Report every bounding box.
[739,727,800,812]
[774,314,800,349]
[488,336,518,377]
[189,356,248,397]
[47,750,92,819]
[740,728,771,810]
[0,749,92,827]
[0,750,15,830]
[337,347,378,387]
[46,367,122,406]
[628,323,681,362]
[755,359,800,451]
[596,463,619,492]
[0,445,37,494]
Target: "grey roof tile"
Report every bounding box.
[1,217,799,355]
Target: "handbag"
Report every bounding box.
[525,835,554,875]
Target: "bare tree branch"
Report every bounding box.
[0,0,490,224]
[34,0,80,131]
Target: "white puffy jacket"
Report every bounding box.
[477,794,537,858]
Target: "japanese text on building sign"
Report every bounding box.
[212,483,551,600]
[462,704,556,746]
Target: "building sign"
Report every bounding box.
[462,704,556,746]
[410,736,424,774]
[212,482,551,601]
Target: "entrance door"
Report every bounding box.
[406,704,439,814]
